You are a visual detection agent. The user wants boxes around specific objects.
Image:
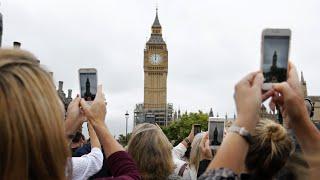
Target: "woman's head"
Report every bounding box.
[127,123,174,180]
[0,49,69,179]
[190,132,204,172]
[245,118,293,179]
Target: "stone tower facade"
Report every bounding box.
[143,9,168,110]
[300,72,320,123]
[134,9,173,126]
[57,81,73,111]
[301,71,308,97]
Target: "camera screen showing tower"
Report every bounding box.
[79,72,97,101]
[262,36,289,83]
[208,118,225,147]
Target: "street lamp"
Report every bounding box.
[125,111,129,143]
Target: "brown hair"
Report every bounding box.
[127,123,174,180]
[0,49,70,179]
[245,119,293,179]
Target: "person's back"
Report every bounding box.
[0,49,70,179]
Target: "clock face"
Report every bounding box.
[149,54,162,65]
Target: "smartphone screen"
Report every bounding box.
[79,68,97,101]
[194,124,201,136]
[208,118,225,149]
[262,35,289,84]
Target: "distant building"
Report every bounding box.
[57,81,73,111]
[209,108,214,117]
[300,72,320,123]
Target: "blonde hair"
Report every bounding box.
[0,49,70,179]
[190,133,204,172]
[127,123,174,180]
[245,119,293,179]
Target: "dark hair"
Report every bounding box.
[72,132,85,143]
[245,119,293,180]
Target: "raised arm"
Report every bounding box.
[88,122,101,149]
[65,96,86,143]
[80,85,141,180]
[80,86,123,157]
[272,63,320,168]
[173,126,195,160]
[205,72,263,174]
[70,111,103,180]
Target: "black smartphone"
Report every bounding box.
[194,124,201,136]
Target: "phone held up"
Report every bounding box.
[261,28,291,91]
[78,68,98,102]
[194,124,201,136]
[208,117,225,150]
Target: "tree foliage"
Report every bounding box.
[161,111,209,146]
[117,133,132,146]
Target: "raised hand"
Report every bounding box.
[200,132,213,160]
[234,71,264,131]
[188,125,195,142]
[65,95,85,137]
[80,85,107,127]
[271,62,308,127]
[67,96,85,122]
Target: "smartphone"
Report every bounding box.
[79,68,98,101]
[208,117,225,149]
[261,28,291,90]
[194,124,201,136]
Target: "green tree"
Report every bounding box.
[162,111,209,146]
[117,133,131,146]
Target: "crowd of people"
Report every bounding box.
[1,48,320,180]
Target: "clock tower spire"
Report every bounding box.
[147,9,165,45]
[151,8,161,34]
[134,8,173,126]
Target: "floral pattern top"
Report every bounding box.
[198,168,239,180]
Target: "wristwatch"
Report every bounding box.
[228,124,253,145]
[184,138,191,147]
[304,98,314,118]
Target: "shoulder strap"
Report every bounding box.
[178,163,188,176]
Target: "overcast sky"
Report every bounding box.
[2,0,320,137]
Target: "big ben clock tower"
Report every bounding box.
[134,9,173,126]
[144,9,168,110]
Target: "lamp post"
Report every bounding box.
[125,111,129,143]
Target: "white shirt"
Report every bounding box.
[72,147,103,180]
[172,143,197,180]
